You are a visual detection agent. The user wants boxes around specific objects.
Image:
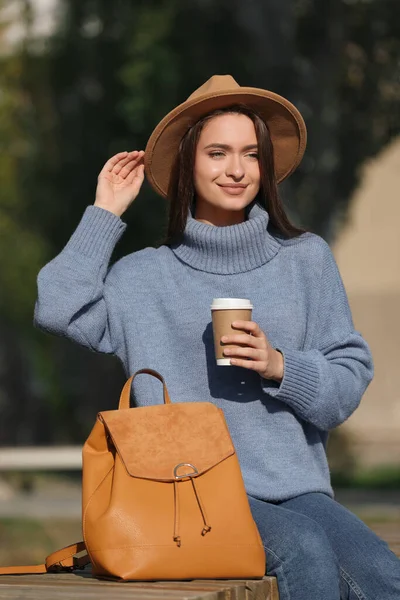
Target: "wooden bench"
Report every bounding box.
[370,522,400,557]
[0,570,279,599]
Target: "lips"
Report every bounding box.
[217,184,248,195]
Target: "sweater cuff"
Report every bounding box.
[260,348,320,415]
[65,206,126,261]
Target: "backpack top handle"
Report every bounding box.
[118,368,172,409]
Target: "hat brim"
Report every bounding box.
[144,87,307,199]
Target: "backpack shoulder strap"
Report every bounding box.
[0,541,89,575]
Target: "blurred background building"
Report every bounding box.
[334,136,400,468]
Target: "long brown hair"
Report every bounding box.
[156,104,304,247]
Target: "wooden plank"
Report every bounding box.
[260,578,279,600]
[369,522,400,557]
[139,580,246,600]
[220,578,278,600]
[0,574,233,592]
[0,588,216,600]
[0,581,224,600]
[0,574,276,600]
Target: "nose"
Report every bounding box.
[226,154,245,180]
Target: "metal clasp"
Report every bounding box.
[173,463,198,480]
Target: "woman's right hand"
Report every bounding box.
[94,150,145,217]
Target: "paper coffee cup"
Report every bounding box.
[211,298,253,366]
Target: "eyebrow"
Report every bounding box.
[203,143,258,151]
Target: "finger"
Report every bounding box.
[117,158,137,178]
[115,151,144,176]
[126,163,145,185]
[224,347,259,360]
[113,151,141,175]
[232,320,261,335]
[99,152,134,178]
[119,156,144,179]
[221,334,258,347]
[229,357,260,369]
[102,151,129,173]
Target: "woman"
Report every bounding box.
[34,75,400,599]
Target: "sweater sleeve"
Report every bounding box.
[34,206,126,354]
[260,240,374,431]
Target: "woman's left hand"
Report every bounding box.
[221,320,284,382]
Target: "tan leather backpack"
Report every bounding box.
[0,368,266,581]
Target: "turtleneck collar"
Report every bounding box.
[170,201,281,274]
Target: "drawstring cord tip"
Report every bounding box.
[173,471,212,546]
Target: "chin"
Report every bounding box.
[196,188,257,214]
[217,196,255,210]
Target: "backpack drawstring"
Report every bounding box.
[173,481,181,547]
[173,478,212,547]
[190,478,212,536]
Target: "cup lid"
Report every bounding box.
[211,298,253,310]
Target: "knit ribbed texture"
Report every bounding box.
[261,348,320,413]
[172,202,280,273]
[65,206,126,261]
[34,204,373,502]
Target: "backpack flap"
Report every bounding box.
[98,402,235,481]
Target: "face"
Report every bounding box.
[193,113,260,223]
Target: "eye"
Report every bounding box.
[247,153,259,159]
[209,151,225,158]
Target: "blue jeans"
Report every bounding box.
[248,492,400,600]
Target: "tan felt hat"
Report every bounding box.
[144,75,307,199]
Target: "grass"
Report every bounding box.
[0,518,82,566]
[331,465,400,489]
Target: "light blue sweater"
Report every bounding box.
[34,201,373,501]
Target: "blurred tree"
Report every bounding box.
[0,0,53,444]
[291,0,400,238]
[0,0,399,447]
[0,0,180,444]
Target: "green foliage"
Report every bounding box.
[119,1,180,135]
[0,0,399,445]
[0,48,47,326]
[332,466,400,490]
[0,517,82,565]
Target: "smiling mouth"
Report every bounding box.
[217,184,248,195]
[218,184,248,188]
